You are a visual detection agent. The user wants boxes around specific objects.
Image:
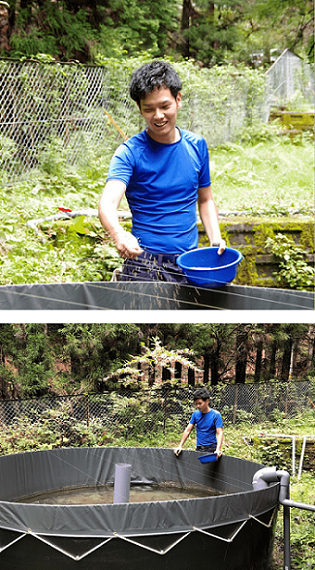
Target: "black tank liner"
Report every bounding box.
[0,281,312,310]
[0,447,279,570]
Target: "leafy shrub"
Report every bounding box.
[266,233,315,291]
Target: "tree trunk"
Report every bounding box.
[210,344,220,386]
[181,0,190,58]
[148,361,155,386]
[162,366,171,382]
[268,340,277,380]
[254,336,264,382]
[235,330,248,384]
[306,325,315,370]
[188,367,195,387]
[281,337,293,382]
[203,352,210,384]
[0,2,10,52]
[175,361,182,382]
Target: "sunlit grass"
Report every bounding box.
[210,135,314,214]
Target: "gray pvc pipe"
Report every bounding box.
[298,436,307,480]
[27,209,132,235]
[113,463,132,504]
[252,467,315,570]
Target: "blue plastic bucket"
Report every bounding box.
[198,453,218,464]
[176,247,243,288]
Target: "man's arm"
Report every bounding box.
[215,427,223,457]
[174,422,194,456]
[197,185,225,254]
[98,179,143,259]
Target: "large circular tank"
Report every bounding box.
[0,447,279,570]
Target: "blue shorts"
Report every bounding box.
[196,445,217,453]
[120,251,189,283]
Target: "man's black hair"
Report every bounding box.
[129,60,182,107]
[193,388,210,401]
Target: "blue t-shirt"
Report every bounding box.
[107,128,211,254]
[190,408,223,447]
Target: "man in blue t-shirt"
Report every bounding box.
[174,388,223,456]
[99,60,225,282]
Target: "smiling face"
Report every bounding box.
[139,86,182,144]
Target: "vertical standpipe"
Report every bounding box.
[113,463,132,504]
[252,467,315,570]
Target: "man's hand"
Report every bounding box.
[174,447,182,457]
[115,229,143,259]
[212,240,226,256]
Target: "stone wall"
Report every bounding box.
[198,216,314,288]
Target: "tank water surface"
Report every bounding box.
[16,483,222,505]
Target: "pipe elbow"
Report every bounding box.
[252,466,278,490]
[252,467,291,504]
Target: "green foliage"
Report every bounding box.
[17,324,54,397]
[0,136,20,175]
[106,392,165,440]
[0,324,314,399]
[185,0,246,65]
[266,233,315,291]
[252,0,314,64]
[38,138,69,178]
[57,323,142,390]
[5,0,179,62]
[0,363,16,398]
[287,473,315,569]
[0,405,109,453]
[0,151,119,284]
[102,0,179,57]
[2,0,314,66]
[8,1,95,60]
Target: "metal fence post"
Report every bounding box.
[86,394,89,428]
[233,384,238,424]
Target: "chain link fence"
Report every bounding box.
[1,56,313,186]
[0,60,134,184]
[265,49,315,109]
[0,59,268,185]
[0,381,314,448]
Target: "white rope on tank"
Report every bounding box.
[249,506,277,528]
[0,507,278,561]
[113,530,191,555]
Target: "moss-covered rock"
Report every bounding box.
[198,216,314,289]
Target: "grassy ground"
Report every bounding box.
[210,134,314,216]
[0,134,313,285]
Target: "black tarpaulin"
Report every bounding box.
[0,281,313,310]
[0,448,279,538]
